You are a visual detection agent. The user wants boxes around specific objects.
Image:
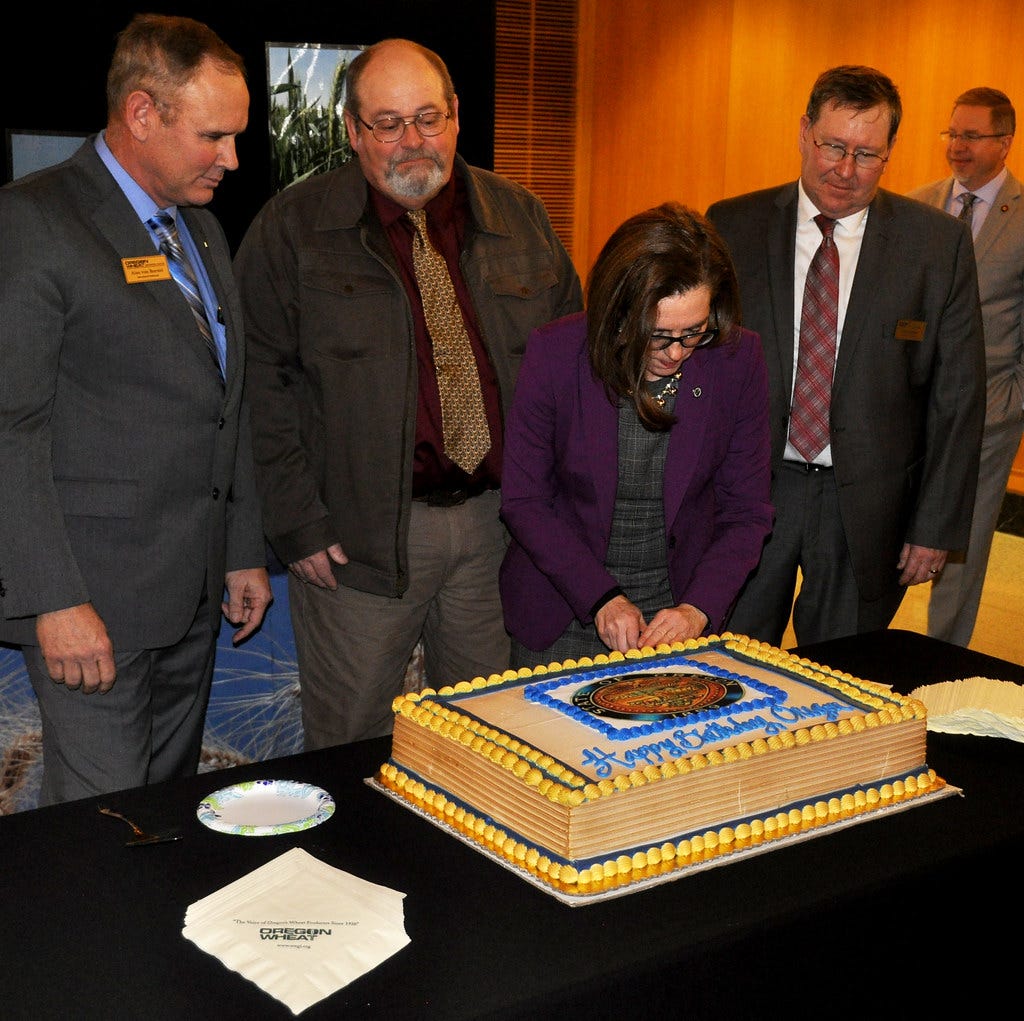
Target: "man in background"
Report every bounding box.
[0,15,271,805]
[909,87,1023,647]
[235,39,582,749]
[707,65,985,646]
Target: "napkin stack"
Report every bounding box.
[910,676,1024,742]
[183,847,409,1014]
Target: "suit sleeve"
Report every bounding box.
[224,395,270,572]
[0,186,90,618]
[500,329,621,621]
[908,224,986,548]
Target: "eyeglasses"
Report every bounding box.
[649,327,718,351]
[812,137,888,170]
[939,130,1010,144]
[356,110,451,143]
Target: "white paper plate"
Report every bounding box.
[197,779,335,836]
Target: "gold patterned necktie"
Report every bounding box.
[407,208,490,473]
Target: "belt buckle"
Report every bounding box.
[785,459,829,473]
[426,488,468,507]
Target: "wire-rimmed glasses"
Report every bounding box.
[357,110,452,143]
[812,137,888,170]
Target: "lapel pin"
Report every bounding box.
[691,387,701,398]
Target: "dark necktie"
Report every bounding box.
[147,212,223,379]
[958,192,977,229]
[407,208,490,473]
[790,214,839,462]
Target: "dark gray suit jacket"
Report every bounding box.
[0,138,266,648]
[707,183,986,600]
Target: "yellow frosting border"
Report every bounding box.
[388,633,927,808]
[377,762,945,897]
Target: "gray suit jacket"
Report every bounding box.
[0,138,266,648]
[707,183,986,600]
[908,170,1024,428]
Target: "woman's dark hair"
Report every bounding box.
[586,201,741,429]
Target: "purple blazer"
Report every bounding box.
[499,311,773,651]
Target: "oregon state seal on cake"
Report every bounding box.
[373,634,949,901]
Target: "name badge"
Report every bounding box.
[121,255,172,283]
[894,318,926,341]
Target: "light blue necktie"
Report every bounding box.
[147,211,223,379]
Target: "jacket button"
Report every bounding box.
[218,417,226,429]
[212,487,221,500]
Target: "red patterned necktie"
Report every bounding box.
[789,214,839,461]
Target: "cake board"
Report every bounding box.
[366,776,961,906]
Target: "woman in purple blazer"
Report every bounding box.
[499,203,773,668]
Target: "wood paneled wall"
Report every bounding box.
[575,0,1023,276]
[573,0,1024,493]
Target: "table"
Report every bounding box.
[2,630,1020,1019]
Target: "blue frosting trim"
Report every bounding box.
[720,647,890,712]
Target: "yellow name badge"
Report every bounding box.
[121,255,172,283]
[894,318,926,341]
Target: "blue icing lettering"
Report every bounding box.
[771,700,846,724]
[580,747,630,777]
[578,703,850,771]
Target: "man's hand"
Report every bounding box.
[897,543,948,587]
[36,603,116,693]
[222,568,274,644]
[287,544,348,589]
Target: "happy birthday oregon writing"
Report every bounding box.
[580,700,847,776]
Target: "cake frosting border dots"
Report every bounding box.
[376,634,942,898]
[367,773,958,905]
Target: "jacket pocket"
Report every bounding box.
[485,266,559,300]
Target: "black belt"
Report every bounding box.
[414,482,493,507]
[783,459,833,473]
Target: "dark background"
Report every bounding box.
[1,2,497,251]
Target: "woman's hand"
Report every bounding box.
[638,603,708,649]
[594,595,646,653]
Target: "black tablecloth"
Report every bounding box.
[1,630,1019,1019]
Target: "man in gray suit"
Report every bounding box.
[909,88,1023,647]
[707,65,986,647]
[0,15,272,805]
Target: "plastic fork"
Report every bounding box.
[98,806,182,846]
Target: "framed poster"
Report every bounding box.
[6,129,89,181]
[266,41,365,192]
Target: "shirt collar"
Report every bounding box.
[94,131,175,225]
[952,166,1007,207]
[796,178,869,236]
